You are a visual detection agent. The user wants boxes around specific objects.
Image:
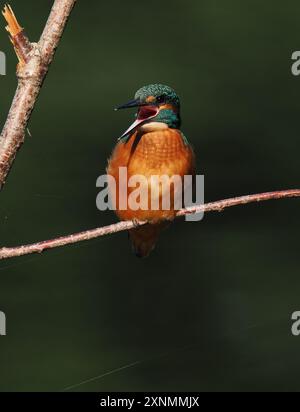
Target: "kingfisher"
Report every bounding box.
[107,84,195,257]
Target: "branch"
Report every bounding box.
[0,1,76,190]
[0,189,298,260]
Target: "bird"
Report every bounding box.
[107,84,195,257]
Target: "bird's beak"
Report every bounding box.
[116,102,159,140]
[114,99,141,111]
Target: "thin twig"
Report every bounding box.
[0,189,298,260]
[0,1,76,190]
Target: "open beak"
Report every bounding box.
[115,99,159,140]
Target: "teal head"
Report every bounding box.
[115,84,181,139]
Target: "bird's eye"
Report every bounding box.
[156,95,165,103]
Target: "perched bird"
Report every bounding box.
[107,84,195,257]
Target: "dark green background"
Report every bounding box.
[0,0,299,391]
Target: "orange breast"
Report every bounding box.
[107,129,195,222]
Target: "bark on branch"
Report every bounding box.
[0,189,298,261]
[0,1,76,190]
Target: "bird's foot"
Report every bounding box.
[132,218,140,228]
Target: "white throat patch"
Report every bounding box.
[139,122,168,133]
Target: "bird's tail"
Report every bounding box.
[129,222,169,258]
